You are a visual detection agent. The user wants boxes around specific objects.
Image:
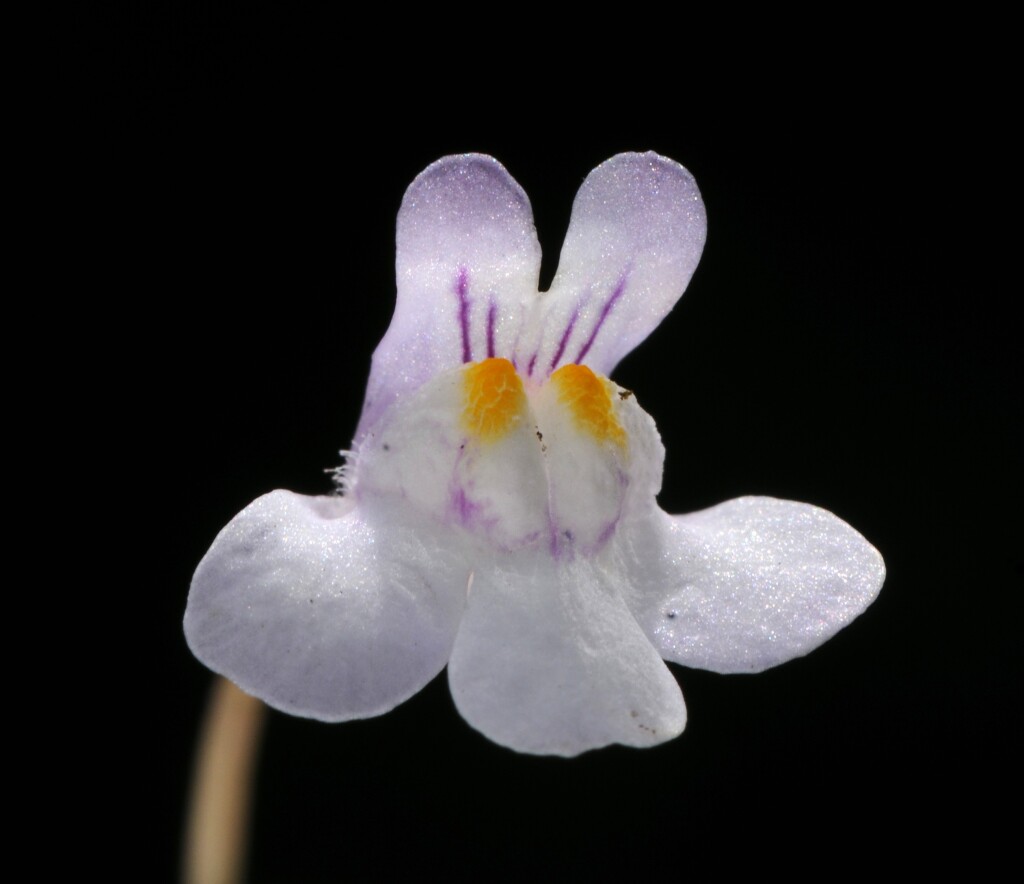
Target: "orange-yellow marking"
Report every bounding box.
[462,358,527,442]
[549,363,627,448]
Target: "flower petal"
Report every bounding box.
[515,152,706,380]
[447,551,687,756]
[530,365,634,555]
[356,359,550,550]
[356,155,542,441]
[184,491,469,720]
[618,497,885,674]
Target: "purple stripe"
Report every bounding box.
[548,308,579,372]
[455,268,471,363]
[527,352,538,377]
[575,273,629,363]
[486,298,497,358]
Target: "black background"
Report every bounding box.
[100,8,1018,880]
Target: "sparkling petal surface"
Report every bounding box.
[448,551,687,756]
[515,152,706,380]
[617,497,886,673]
[530,367,628,555]
[356,155,542,441]
[185,151,886,756]
[184,491,468,720]
[356,361,549,550]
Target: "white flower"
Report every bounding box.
[184,152,885,757]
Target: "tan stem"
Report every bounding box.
[183,677,267,884]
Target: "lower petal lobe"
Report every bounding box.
[616,497,885,673]
[184,491,469,720]
[447,549,686,756]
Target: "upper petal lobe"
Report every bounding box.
[357,155,542,441]
[515,152,707,380]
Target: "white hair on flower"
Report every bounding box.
[184,152,885,757]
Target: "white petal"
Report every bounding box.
[184,491,469,720]
[356,155,542,441]
[607,378,666,511]
[515,152,706,380]
[617,497,885,673]
[530,367,666,556]
[355,360,550,550]
[531,368,627,555]
[448,551,686,756]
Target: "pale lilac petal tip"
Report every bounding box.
[356,155,542,441]
[515,152,707,379]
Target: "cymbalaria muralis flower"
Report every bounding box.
[184,152,885,756]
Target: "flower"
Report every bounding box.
[184,152,885,757]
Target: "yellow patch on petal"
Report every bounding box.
[549,363,627,448]
[462,358,527,442]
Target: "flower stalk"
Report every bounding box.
[183,678,265,884]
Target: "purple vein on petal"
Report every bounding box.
[456,267,471,363]
[450,484,480,526]
[486,297,497,359]
[575,270,630,363]
[527,351,538,378]
[548,307,579,372]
